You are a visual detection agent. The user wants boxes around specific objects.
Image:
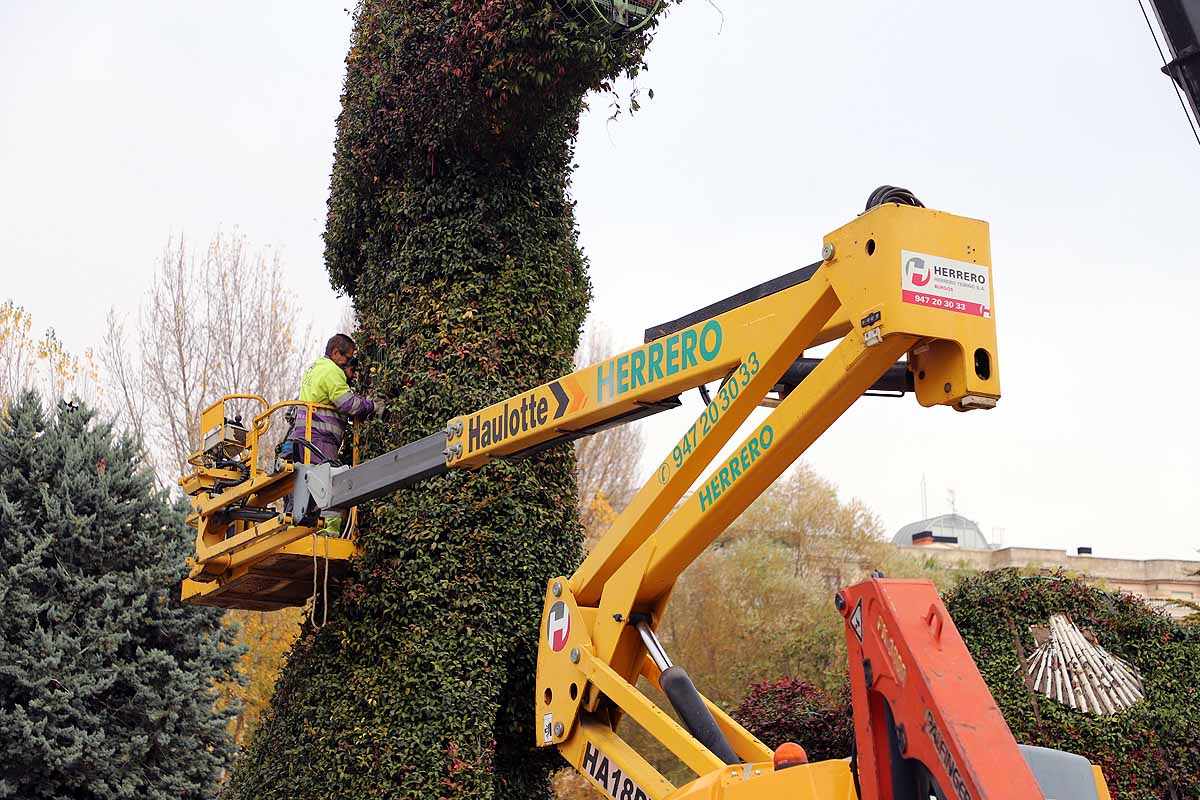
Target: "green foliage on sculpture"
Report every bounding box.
[944,569,1200,800]
[226,1,674,798]
[0,393,240,799]
[322,0,668,299]
[733,678,853,764]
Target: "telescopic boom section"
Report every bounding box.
[442,204,998,473]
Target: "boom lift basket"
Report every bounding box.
[179,395,360,611]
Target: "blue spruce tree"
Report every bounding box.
[0,392,241,799]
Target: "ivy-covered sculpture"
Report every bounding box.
[226,1,671,797]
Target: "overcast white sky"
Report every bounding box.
[1,2,1197,560]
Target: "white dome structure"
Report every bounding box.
[892,513,990,550]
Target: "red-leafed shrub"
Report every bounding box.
[733,677,853,763]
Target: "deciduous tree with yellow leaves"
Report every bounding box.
[0,300,95,406]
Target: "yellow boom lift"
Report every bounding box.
[179,190,1112,799]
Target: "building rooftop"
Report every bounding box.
[897,543,1200,619]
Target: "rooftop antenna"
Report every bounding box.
[947,488,957,515]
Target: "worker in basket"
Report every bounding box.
[282,333,380,533]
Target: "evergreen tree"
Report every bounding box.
[0,392,240,799]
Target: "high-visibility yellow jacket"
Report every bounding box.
[289,357,375,462]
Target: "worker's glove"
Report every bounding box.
[372,402,385,419]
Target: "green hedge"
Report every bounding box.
[226,2,670,798]
[943,570,1200,800]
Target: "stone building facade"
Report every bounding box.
[894,514,1200,618]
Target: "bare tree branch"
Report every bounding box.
[102,231,312,484]
[100,311,160,479]
[0,301,40,405]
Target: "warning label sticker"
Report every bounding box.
[901,250,991,318]
[850,599,864,643]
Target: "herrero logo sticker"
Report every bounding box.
[901,250,991,318]
[546,601,571,653]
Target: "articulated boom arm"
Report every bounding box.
[525,202,1014,800]
[844,578,1038,800]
